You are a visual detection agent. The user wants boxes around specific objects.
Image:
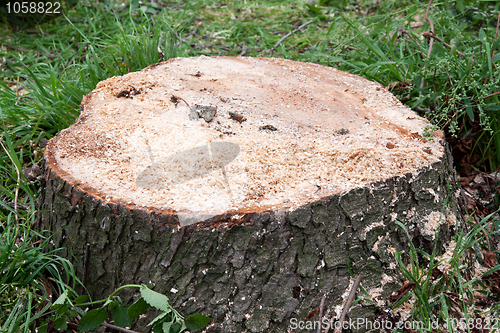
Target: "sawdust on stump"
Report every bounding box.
[40,56,460,333]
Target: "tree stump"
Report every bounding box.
[39,56,461,332]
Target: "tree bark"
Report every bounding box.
[38,56,461,333]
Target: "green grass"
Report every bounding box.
[390,216,500,332]
[0,129,78,332]
[1,0,499,331]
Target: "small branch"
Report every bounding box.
[1,200,29,210]
[332,275,362,333]
[0,41,58,59]
[412,106,431,113]
[262,20,314,54]
[421,0,434,91]
[481,91,500,100]
[172,30,190,44]
[363,1,380,18]
[400,29,425,60]
[423,31,465,59]
[193,44,231,51]
[240,44,248,56]
[468,52,475,77]
[424,0,434,57]
[102,322,140,333]
[317,294,326,333]
[171,95,191,109]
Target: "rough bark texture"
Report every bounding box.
[38,145,460,333]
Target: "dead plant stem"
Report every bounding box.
[0,140,20,221]
[420,0,434,91]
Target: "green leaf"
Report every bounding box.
[102,298,113,308]
[112,304,131,328]
[74,295,89,305]
[185,314,212,331]
[56,304,70,316]
[306,4,322,14]
[51,289,69,309]
[78,308,108,332]
[170,322,182,333]
[54,317,68,330]
[153,322,164,333]
[140,286,170,312]
[162,321,173,332]
[479,28,487,42]
[108,300,118,312]
[37,322,49,333]
[128,298,150,321]
[148,311,170,327]
[464,97,474,121]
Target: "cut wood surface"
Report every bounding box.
[39,56,460,332]
[45,56,444,225]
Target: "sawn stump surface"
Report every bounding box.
[39,56,460,333]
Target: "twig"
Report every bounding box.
[172,30,190,44]
[193,44,231,51]
[240,45,248,56]
[363,1,380,18]
[171,95,191,109]
[102,322,140,333]
[332,275,362,333]
[172,95,199,120]
[481,91,500,100]
[400,29,425,60]
[412,106,431,113]
[420,0,434,91]
[424,0,434,57]
[468,52,475,77]
[1,200,29,210]
[317,294,326,333]
[423,31,465,59]
[0,41,58,59]
[262,20,314,54]
[0,140,20,221]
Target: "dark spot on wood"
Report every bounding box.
[293,286,301,297]
[259,125,278,131]
[117,86,141,98]
[170,95,180,106]
[229,112,246,123]
[422,147,432,154]
[305,307,319,320]
[188,71,202,77]
[335,128,349,135]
